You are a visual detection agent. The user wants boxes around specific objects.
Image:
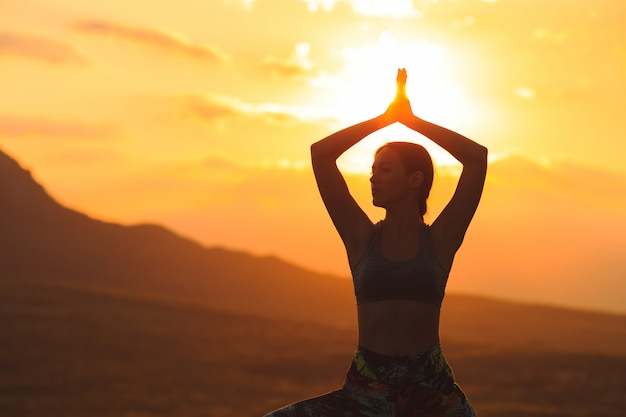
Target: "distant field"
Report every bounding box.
[1,277,625,417]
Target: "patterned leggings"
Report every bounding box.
[264,345,476,417]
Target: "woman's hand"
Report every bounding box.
[384,68,415,124]
[395,67,407,98]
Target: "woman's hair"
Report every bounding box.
[375,141,434,218]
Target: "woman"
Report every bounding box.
[264,69,487,417]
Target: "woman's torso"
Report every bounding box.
[350,221,448,357]
[357,300,441,356]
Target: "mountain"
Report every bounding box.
[0,150,356,325]
[1,149,626,417]
[1,148,625,355]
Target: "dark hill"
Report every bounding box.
[0,149,355,325]
[2,149,626,416]
[1,149,625,357]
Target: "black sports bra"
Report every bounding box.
[350,221,448,307]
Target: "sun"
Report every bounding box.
[310,32,475,173]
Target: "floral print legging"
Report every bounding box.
[264,345,476,417]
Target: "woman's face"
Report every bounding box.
[370,147,418,208]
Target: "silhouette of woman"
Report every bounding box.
[264,69,487,417]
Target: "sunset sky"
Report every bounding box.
[1,0,625,313]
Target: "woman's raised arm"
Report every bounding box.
[393,69,488,266]
[310,115,392,261]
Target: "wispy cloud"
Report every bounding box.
[487,152,626,207]
[182,95,331,127]
[75,20,229,64]
[184,96,240,122]
[260,42,313,78]
[0,31,86,65]
[301,0,421,18]
[0,114,120,140]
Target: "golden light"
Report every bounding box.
[351,0,419,18]
[302,0,419,17]
[311,31,473,173]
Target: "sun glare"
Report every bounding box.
[302,0,419,17]
[312,32,472,173]
[351,0,419,18]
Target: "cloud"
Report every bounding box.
[260,43,313,79]
[0,114,120,140]
[301,0,421,18]
[0,31,87,65]
[184,96,240,122]
[75,20,229,64]
[349,0,421,18]
[486,152,626,209]
[181,94,332,127]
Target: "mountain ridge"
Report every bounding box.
[0,149,357,325]
[1,148,625,356]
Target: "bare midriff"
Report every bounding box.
[357,299,441,357]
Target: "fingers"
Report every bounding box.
[395,68,407,98]
[396,68,407,85]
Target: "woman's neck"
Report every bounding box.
[383,206,423,235]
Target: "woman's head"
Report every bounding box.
[371,142,434,218]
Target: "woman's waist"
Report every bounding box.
[357,300,440,357]
[344,343,455,388]
[357,332,440,358]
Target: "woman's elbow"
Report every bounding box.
[310,141,320,157]
[476,144,488,164]
[466,144,488,171]
[310,141,329,162]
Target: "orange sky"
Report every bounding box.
[1,0,625,313]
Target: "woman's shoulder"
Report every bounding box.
[347,220,379,269]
